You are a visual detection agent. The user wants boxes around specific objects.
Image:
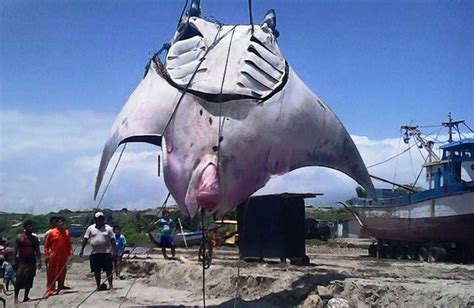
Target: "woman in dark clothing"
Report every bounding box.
[13,221,42,303]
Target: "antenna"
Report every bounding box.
[442,112,464,143]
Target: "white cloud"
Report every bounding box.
[0,109,113,161]
[1,108,471,213]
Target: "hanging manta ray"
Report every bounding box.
[95,1,375,217]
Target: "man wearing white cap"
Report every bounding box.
[79,212,116,290]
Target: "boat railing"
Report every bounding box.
[384,182,469,206]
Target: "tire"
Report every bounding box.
[395,246,407,260]
[429,247,446,263]
[385,245,395,259]
[418,246,429,262]
[380,244,388,259]
[368,244,377,257]
[406,246,418,260]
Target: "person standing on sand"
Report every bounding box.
[44,216,58,271]
[13,220,42,303]
[79,212,116,291]
[154,210,176,260]
[44,216,73,296]
[2,253,16,291]
[113,226,127,279]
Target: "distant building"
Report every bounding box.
[337,219,361,238]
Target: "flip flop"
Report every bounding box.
[98,283,108,291]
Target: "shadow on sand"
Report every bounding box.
[129,270,351,308]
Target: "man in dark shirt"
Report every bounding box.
[13,220,42,303]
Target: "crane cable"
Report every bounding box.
[391,131,402,191]
[78,192,171,307]
[34,143,127,307]
[199,25,237,308]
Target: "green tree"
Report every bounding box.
[355,186,368,198]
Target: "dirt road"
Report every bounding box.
[6,239,474,307]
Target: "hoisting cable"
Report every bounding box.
[176,0,189,28]
[76,242,141,307]
[117,192,171,308]
[217,26,236,169]
[201,209,207,307]
[78,192,171,307]
[96,144,127,208]
[233,197,251,308]
[392,131,402,191]
[161,25,237,137]
[35,144,128,307]
[118,247,151,308]
[248,0,254,35]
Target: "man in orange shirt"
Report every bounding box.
[44,216,73,296]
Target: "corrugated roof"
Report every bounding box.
[248,192,322,200]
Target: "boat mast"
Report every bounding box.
[442,112,464,143]
[401,125,439,163]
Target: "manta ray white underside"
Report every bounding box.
[95,3,375,217]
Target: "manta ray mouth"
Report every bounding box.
[176,23,203,41]
[196,163,221,212]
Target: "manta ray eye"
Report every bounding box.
[177,23,203,41]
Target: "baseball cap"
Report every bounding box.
[94,211,104,218]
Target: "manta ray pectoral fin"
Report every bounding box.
[269,69,376,199]
[94,63,179,199]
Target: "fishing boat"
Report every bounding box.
[347,114,474,262]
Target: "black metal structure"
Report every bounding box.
[237,193,319,264]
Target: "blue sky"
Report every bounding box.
[1,0,473,213]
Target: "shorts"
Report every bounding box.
[160,235,175,248]
[4,276,16,285]
[89,253,113,273]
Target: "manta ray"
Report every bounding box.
[95,1,375,217]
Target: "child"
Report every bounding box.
[113,226,127,279]
[155,210,176,259]
[2,254,15,291]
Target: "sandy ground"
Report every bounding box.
[4,239,474,307]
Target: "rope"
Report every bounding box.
[176,0,189,28]
[201,209,207,308]
[408,141,417,183]
[96,144,127,209]
[463,122,474,133]
[413,138,426,161]
[411,154,429,190]
[76,243,140,308]
[367,143,416,169]
[233,197,250,308]
[161,26,235,137]
[248,0,254,35]
[233,259,241,308]
[77,192,171,307]
[118,247,151,308]
[34,249,76,307]
[392,131,402,191]
[217,27,236,170]
[34,144,128,307]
